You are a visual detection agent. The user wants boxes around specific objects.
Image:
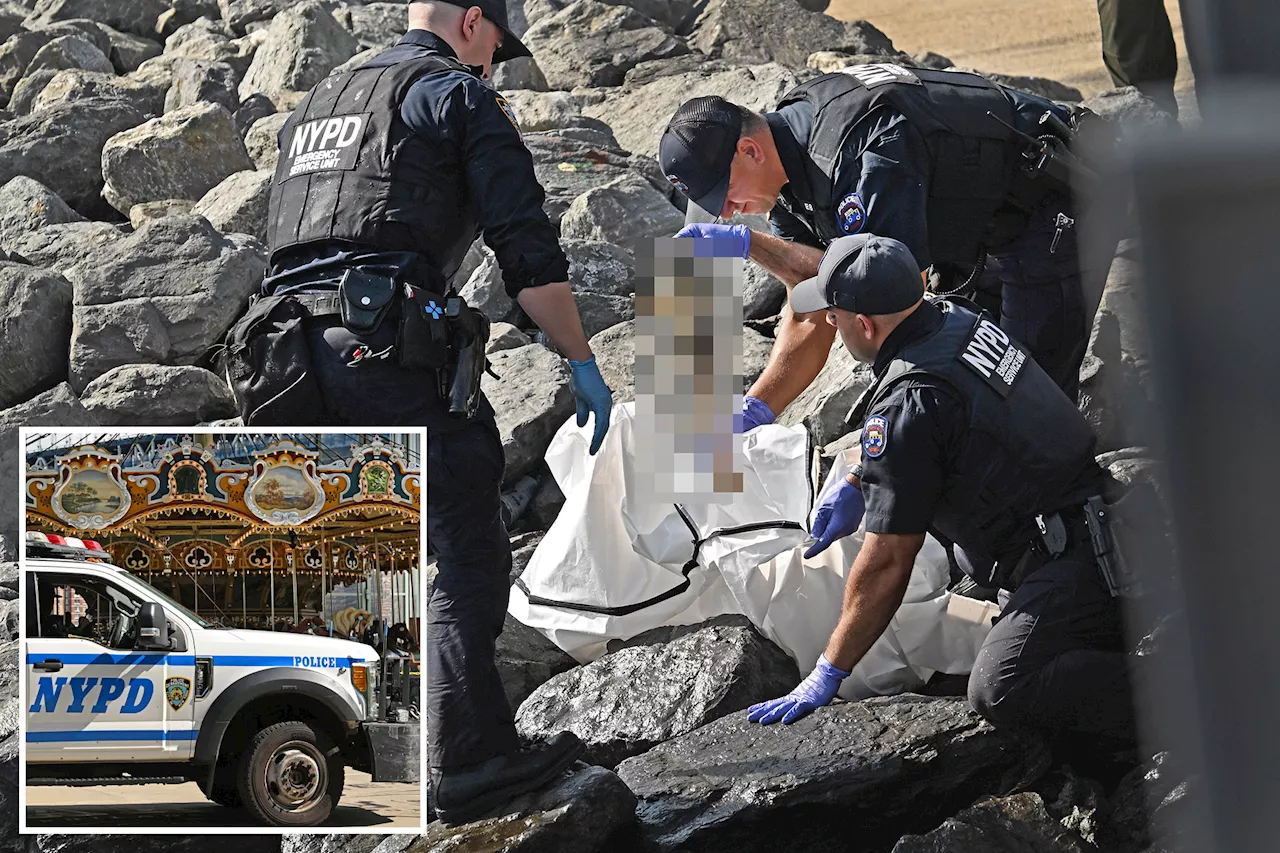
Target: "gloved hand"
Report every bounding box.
[675,222,751,260]
[746,654,851,725]
[740,395,775,432]
[568,355,612,455]
[803,477,866,559]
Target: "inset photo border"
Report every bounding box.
[16,427,426,835]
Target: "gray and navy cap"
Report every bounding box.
[789,235,925,315]
[658,96,744,225]
[412,0,531,63]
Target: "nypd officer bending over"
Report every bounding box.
[659,64,1106,432]
[229,0,612,826]
[745,234,1134,743]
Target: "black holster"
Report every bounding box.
[398,283,452,371]
[438,296,491,419]
[222,293,323,425]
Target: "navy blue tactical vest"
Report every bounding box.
[266,52,467,274]
[776,64,1037,264]
[849,299,1101,588]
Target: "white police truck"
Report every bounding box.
[24,532,419,827]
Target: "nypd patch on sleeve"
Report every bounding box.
[863,414,889,458]
[494,95,521,132]
[837,193,866,235]
[280,112,370,180]
[958,316,1027,397]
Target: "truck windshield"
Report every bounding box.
[127,573,216,628]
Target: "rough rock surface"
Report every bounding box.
[8,68,60,115]
[742,325,773,390]
[423,763,638,851]
[589,319,635,403]
[560,173,684,252]
[243,109,287,169]
[7,221,124,274]
[0,262,74,409]
[333,2,406,50]
[24,0,170,40]
[25,34,114,77]
[191,168,271,240]
[892,792,1093,852]
[164,58,241,114]
[129,199,195,228]
[777,334,874,448]
[101,102,253,213]
[0,176,85,251]
[482,344,575,486]
[164,18,257,77]
[102,24,163,74]
[525,129,662,225]
[582,63,808,158]
[237,0,359,104]
[687,0,895,67]
[744,260,786,320]
[233,92,276,136]
[517,615,801,768]
[219,0,294,36]
[523,0,688,90]
[0,97,149,212]
[66,215,265,391]
[618,695,1051,853]
[29,68,167,116]
[493,55,548,92]
[80,363,237,425]
[495,614,579,712]
[1081,86,1178,140]
[487,321,531,354]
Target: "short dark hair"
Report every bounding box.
[738,107,768,138]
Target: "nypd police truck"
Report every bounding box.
[23,533,419,827]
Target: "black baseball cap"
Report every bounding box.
[658,96,744,225]
[789,235,925,315]
[414,0,532,63]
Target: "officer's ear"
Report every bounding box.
[460,5,485,41]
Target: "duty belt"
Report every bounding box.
[291,291,343,317]
[1013,495,1127,597]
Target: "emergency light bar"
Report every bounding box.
[26,531,110,559]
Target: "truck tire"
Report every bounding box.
[236,720,345,827]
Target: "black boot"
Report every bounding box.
[430,731,585,826]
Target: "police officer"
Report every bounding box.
[658,64,1106,434]
[743,234,1134,741]
[232,0,614,826]
[1096,0,1192,120]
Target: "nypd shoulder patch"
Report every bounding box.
[863,414,889,458]
[494,95,520,132]
[837,192,866,235]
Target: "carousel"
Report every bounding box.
[24,434,422,640]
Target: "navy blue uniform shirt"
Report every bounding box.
[263,30,569,297]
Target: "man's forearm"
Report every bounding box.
[516,281,592,362]
[823,532,924,673]
[748,230,824,287]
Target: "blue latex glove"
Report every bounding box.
[675,222,751,259]
[747,654,851,725]
[804,477,866,559]
[740,395,775,432]
[568,356,612,455]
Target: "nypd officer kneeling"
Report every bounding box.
[223,0,612,826]
[745,234,1135,742]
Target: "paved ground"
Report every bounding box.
[25,770,421,829]
[828,0,1195,99]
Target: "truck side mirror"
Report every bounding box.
[137,603,170,650]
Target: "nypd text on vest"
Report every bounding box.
[960,317,1026,396]
[285,114,369,178]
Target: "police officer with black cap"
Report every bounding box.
[742,234,1135,742]
[224,0,613,825]
[658,64,1108,436]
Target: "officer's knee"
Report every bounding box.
[967,656,1025,728]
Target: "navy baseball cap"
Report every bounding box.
[415,0,532,63]
[658,96,743,225]
[790,235,925,315]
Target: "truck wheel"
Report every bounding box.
[236,721,344,827]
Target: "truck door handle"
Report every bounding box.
[33,660,63,672]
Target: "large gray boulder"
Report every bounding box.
[29,68,167,116]
[496,89,604,133]
[333,2,406,50]
[243,109,287,169]
[618,695,1051,853]
[164,58,241,114]
[588,319,635,403]
[80,364,237,425]
[523,0,688,90]
[233,92,276,136]
[164,18,258,78]
[157,1,224,39]
[562,238,635,297]
[524,129,663,226]
[101,24,163,74]
[687,0,895,67]
[492,55,548,92]
[893,792,1094,852]
[219,0,293,36]
[0,263,73,409]
[423,763,637,851]
[0,97,150,212]
[7,68,60,115]
[459,247,518,326]
[560,173,683,253]
[487,321,531,355]
[744,260,786,320]
[0,176,84,252]
[101,102,254,214]
[0,23,113,104]
[581,63,809,158]
[515,0,702,33]
[191,168,271,240]
[495,615,579,712]
[517,615,800,768]
[775,333,874,448]
[7,220,124,275]
[66,215,265,391]
[742,324,773,390]
[25,34,114,76]
[0,383,98,552]
[25,0,169,39]
[237,1,359,105]
[482,343,576,486]
[1081,86,1178,141]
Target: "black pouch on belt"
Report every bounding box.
[397,283,452,371]
[223,293,322,425]
[339,267,398,334]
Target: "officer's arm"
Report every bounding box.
[744,224,836,416]
[822,531,925,672]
